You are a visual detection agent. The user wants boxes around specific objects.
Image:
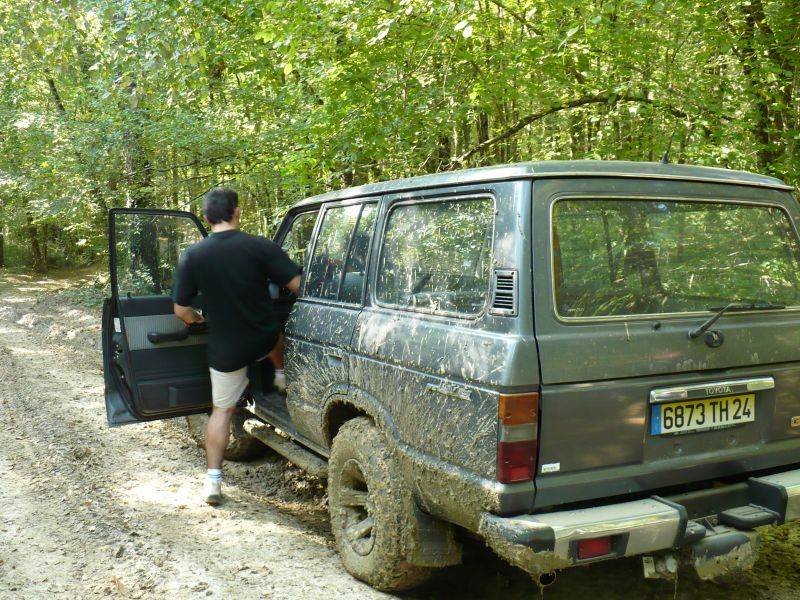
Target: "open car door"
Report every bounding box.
[103,208,212,426]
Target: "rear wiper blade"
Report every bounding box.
[688,301,786,339]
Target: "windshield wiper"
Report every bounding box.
[688,301,786,339]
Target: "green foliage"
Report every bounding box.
[0,0,798,270]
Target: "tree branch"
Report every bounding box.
[486,0,544,36]
[452,92,689,165]
[46,76,66,115]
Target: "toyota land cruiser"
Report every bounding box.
[103,161,800,590]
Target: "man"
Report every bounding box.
[172,188,301,506]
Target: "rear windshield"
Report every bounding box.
[553,199,800,318]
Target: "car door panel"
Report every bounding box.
[284,201,377,445]
[104,208,212,426]
[348,188,523,483]
[285,301,355,445]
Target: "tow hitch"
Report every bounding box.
[688,524,760,580]
[644,521,761,581]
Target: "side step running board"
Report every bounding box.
[247,424,328,480]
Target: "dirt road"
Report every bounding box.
[0,270,799,599]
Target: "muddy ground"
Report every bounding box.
[0,268,799,599]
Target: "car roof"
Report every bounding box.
[292,160,793,208]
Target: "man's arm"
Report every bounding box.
[172,248,200,323]
[174,303,204,325]
[262,239,303,295]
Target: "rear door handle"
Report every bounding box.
[324,350,344,367]
[426,381,472,401]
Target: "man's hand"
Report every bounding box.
[174,303,204,325]
[285,274,301,296]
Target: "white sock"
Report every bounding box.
[206,468,222,483]
[274,368,286,391]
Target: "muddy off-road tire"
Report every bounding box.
[185,410,268,462]
[328,417,433,592]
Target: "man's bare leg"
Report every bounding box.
[267,333,285,369]
[206,405,235,469]
[267,334,286,391]
[203,406,235,504]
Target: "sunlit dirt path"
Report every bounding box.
[0,272,387,599]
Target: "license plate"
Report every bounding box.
[650,393,755,435]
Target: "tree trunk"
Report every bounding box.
[26,214,45,273]
[436,133,451,173]
[476,112,489,146]
[0,231,4,268]
[42,224,49,268]
[115,8,153,208]
[46,76,67,115]
[737,0,784,174]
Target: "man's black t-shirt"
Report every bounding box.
[172,229,300,372]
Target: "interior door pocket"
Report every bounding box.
[168,380,212,408]
[133,375,211,412]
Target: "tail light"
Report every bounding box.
[497,391,539,483]
[576,537,613,560]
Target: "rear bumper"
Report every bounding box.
[479,466,800,577]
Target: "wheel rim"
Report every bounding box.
[338,458,374,556]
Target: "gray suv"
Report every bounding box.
[103,161,800,590]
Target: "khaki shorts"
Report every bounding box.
[209,366,249,410]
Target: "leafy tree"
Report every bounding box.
[0,0,797,270]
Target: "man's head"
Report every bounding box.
[202,188,240,227]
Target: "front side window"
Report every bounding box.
[305,204,361,300]
[376,198,494,315]
[553,199,800,318]
[280,210,319,269]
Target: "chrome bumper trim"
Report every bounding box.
[534,498,681,558]
[481,498,682,564]
[481,465,800,576]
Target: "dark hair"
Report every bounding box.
[202,188,238,224]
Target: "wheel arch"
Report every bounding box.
[322,386,398,448]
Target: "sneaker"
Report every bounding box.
[203,478,223,506]
[273,369,286,392]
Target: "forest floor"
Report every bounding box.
[0,268,799,599]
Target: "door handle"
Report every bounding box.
[148,329,189,344]
[324,350,344,367]
[426,381,471,401]
[147,322,208,344]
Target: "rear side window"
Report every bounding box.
[553,199,800,318]
[376,197,494,316]
[305,204,361,300]
[280,210,318,269]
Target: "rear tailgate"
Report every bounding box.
[532,176,800,509]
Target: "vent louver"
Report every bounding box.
[490,269,518,316]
